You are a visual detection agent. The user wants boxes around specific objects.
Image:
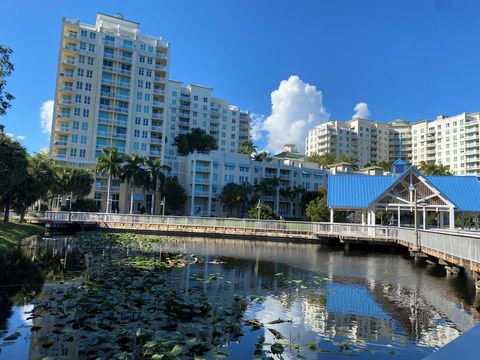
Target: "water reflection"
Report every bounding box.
[0,235,479,359]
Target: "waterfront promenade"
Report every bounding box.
[36,211,480,286]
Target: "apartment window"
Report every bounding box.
[203,97,208,103]
[82,109,89,117]
[172,99,177,105]
[88,44,95,52]
[147,57,153,65]
[148,45,153,52]
[143,118,149,126]
[80,135,87,144]
[172,91,177,97]
[202,113,207,119]
[71,134,78,143]
[86,70,93,78]
[143,106,150,113]
[135,117,141,125]
[70,148,77,157]
[78,55,85,63]
[84,96,90,104]
[76,81,83,90]
[87,57,94,65]
[145,81,151,89]
[139,55,145,63]
[146,70,152,77]
[140,44,146,51]
[137,80,144,88]
[85,83,92,91]
[136,104,141,112]
[75,94,82,103]
[79,149,86,158]
[80,42,86,50]
[193,95,198,101]
[141,143,147,151]
[193,103,198,109]
[142,131,148,138]
[81,122,88,130]
[77,68,84,77]
[137,92,142,100]
[74,108,80,116]
[89,32,96,40]
[134,130,140,137]
[73,121,79,129]
[231,126,236,131]
[138,68,145,76]
[80,29,87,37]
[170,124,175,130]
[134,142,139,150]
[203,105,207,111]
[231,134,235,139]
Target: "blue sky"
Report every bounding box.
[1,0,480,153]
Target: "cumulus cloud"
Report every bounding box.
[250,113,267,142]
[256,75,329,154]
[5,133,26,141]
[352,102,370,119]
[40,99,54,134]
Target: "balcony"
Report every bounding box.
[195,165,210,173]
[150,138,162,144]
[54,140,68,146]
[194,178,210,184]
[155,52,167,59]
[99,104,114,112]
[60,99,72,105]
[153,89,165,95]
[152,113,163,120]
[60,72,74,79]
[63,45,77,52]
[53,154,67,159]
[152,101,164,107]
[103,39,115,46]
[155,64,166,71]
[97,131,127,139]
[154,76,166,83]
[149,150,162,157]
[151,125,163,132]
[193,191,209,197]
[61,86,73,92]
[98,118,128,127]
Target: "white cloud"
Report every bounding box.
[257,75,329,154]
[250,113,266,142]
[40,99,54,134]
[5,133,26,142]
[352,102,370,119]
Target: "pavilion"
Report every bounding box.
[327,160,480,229]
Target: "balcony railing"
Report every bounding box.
[151,125,163,132]
[152,113,163,120]
[98,118,128,127]
[149,150,162,157]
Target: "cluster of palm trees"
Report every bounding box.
[95,148,171,214]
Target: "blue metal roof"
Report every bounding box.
[426,176,480,212]
[327,174,394,209]
[327,170,480,212]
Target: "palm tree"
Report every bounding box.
[121,153,147,214]
[95,147,124,213]
[418,161,452,176]
[239,140,257,156]
[307,152,336,168]
[146,158,171,214]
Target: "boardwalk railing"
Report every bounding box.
[39,211,480,269]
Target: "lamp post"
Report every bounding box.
[160,196,166,217]
[256,199,261,220]
[67,191,73,222]
[409,183,419,249]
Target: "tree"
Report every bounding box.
[302,187,328,218]
[11,153,56,221]
[307,152,336,168]
[121,152,147,214]
[0,45,15,119]
[95,148,124,213]
[162,177,186,214]
[51,167,94,200]
[239,140,257,156]
[248,203,276,220]
[338,154,358,165]
[218,183,251,216]
[145,158,171,214]
[377,160,394,171]
[173,128,218,155]
[418,161,453,176]
[306,196,330,222]
[0,132,28,223]
[253,151,271,162]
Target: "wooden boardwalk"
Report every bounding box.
[36,211,480,284]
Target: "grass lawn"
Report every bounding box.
[0,221,45,251]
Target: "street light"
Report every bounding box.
[160,196,166,217]
[256,199,262,220]
[67,191,73,222]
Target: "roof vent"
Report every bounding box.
[391,159,407,177]
[114,13,124,19]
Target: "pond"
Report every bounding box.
[0,233,479,359]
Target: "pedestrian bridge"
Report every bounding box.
[37,211,480,279]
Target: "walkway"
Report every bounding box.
[37,211,480,279]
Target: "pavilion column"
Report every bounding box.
[439,212,444,228]
[460,214,465,229]
[369,209,376,225]
[330,208,334,223]
[449,208,455,229]
[422,207,426,230]
[361,212,366,225]
[397,206,401,228]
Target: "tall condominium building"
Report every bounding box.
[411,112,480,176]
[162,80,250,159]
[50,13,170,166]
[388,119,412,163]
[304,118,390,167]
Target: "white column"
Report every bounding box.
[461,214,465,229]
[449,208,455,229]
[397,206,401,228]
[370,209,376,225]
[190,158,196,216]
[439,212,444,228]
[422,207,426,230]
[361,212,366,225]
[330,208,334,223]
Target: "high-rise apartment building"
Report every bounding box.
[305,118,390,167]
[49,13,253,214]
[50,13,170,166]
[411,112,480,176]
[306,112,480,176]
